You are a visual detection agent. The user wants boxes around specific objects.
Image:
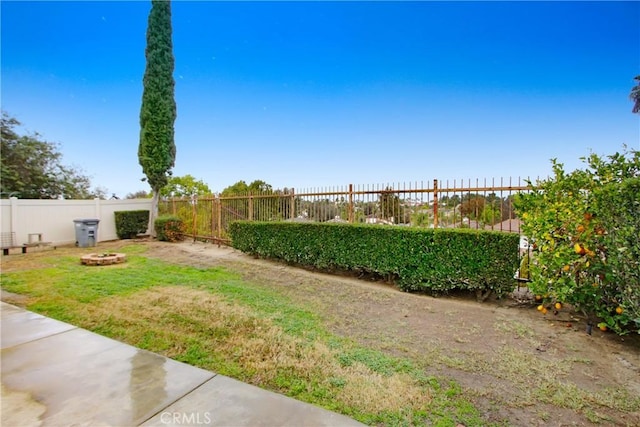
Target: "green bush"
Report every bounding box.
[229,222,519,300]
[515,148,640,334]
[114,210,149,239]
[155,215,185,242]
[591,177,640,332]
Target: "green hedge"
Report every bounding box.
[229,222,520,299]
[114,210,149,239]
[155,215,185,242]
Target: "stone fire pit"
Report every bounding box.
[80,252,127,266]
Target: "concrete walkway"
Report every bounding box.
[1,302,364,426]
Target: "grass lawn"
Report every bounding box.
[0,243,491,427]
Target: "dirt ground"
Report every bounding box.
[129,240,638,427]
[3,240,640,426]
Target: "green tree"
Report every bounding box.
[515,148,640,334]
[139,0,177,237]
[307,199,338,222]
[221,180,273,197]
[460,195,485,220]
[221,180,278,221]
[274,187,294,220]
[411,210,431,227]
[126,190,152,199]
[160,174,211,198]
[480,205,501,226]
[440,194,461,208]
[1,112,99,199]
[480,193,502,225]
[501,195,516,221]
[248,180,273,194]
[221,180,250,197]
[630,75,640,114]
[379,187,401,223]
[591,177,640,331]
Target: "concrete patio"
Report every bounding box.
[0,301,364,426]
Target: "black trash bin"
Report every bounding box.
[73,219,100,248]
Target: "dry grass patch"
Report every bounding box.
[80,286,432,418]
[338,365,428,414]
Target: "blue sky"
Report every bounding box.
[2,1,639,197]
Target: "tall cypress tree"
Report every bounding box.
[139,0,176,236]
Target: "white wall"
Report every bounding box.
[0,198,153,246]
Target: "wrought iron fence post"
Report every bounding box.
[348,184,354,223]
[216,196,222,240]
[433,179,439,228]
[290,189,295,220]
[191,195,197,242]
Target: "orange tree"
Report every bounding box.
[514,148,639,335]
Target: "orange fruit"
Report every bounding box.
[541,308,548,315]
[537,305,544,312]
[574,243,583,254]
[562,265,570,272]
[584,212,593,221]
[616,307,624,315]
[599,324,607,332]
[555,302,562,310]
[535,295,542,301]
[576,224,585,233]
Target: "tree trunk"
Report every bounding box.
[147,190,159,238]
[475,289,493,302]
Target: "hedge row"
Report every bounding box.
[114,210,149,239]
[229,222,519,299]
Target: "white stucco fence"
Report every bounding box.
[1,198,153,247]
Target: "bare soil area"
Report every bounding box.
[141,240,640,427]
[3,240,639,426]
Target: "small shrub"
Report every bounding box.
[114,210,149,239]
[155,215,185,242]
